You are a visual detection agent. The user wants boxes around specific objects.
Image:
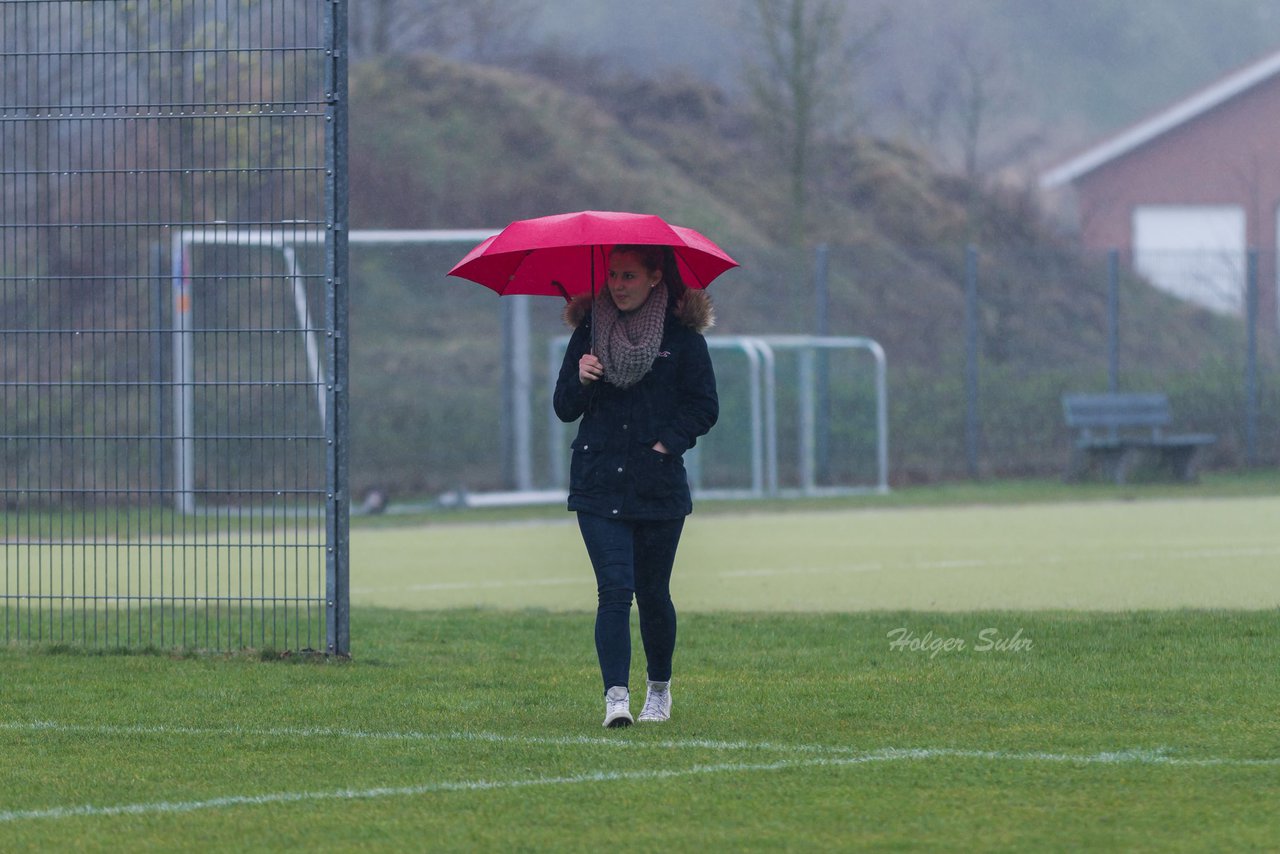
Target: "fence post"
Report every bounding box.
[798,346,816,492]
[1245,249,1259,468]
[1107,249,1120,393]
[325,0,351,657]
[813,243,831,483]
[171,235,197,516]
[964,244,980,478]
[150,242,167,499]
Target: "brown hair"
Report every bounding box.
[609,244,688,308]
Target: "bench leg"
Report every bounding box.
[1108,447,1137,485]
[1081,447,1133,484]
[1162,446,1200,482]
[1064,446,1087,482]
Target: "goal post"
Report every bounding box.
[169,228,503,514]
[171,228,333,515]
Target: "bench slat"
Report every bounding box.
[1062,393,1171,429]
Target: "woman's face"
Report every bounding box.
[607,251,661,312]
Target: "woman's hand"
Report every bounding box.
[652,441,670,454]
[578,353,604,385]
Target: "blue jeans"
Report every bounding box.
[576,512,685,691]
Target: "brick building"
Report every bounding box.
[1041,49,1280,326]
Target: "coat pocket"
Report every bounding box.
[633,446,685,500]
[569,437,607,495]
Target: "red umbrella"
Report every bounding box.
[447,210,738,300]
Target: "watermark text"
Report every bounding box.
[886,627,1033,658]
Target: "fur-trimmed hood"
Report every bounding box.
[563,288,715,333]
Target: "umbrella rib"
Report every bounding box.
[675,248,706,289]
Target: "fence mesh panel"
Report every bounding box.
[1,0,344,652]
[341,239,1275,500]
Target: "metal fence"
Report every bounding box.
[810,242,1279,481]
[1,0,349,653]
[337,238,1276,503]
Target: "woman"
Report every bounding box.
[553,244,719,728]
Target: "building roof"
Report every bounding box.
[1040,48,1280,189]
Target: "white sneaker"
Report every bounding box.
[637,680,671,722]
[603,686,633,728]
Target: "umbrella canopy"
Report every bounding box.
[446,210,738,299]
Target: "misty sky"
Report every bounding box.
[524,0,1280,166]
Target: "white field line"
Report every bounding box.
[342,546,1280,590]
[352,577,581,594]
[718,545,1280,579]
[1,721,1277,823]
[0,719,943,754]
[1,747,1276,824]
[350,541,1280,590]
[722,563,885,577]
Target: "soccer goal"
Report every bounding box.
[169,228,501,515]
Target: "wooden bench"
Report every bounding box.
[1061,393,1217,484]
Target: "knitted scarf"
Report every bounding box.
[592,282,668,389]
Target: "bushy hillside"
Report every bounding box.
[349,55,1236,371]
[349,56,767,247]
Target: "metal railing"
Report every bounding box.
[541,334,889,502]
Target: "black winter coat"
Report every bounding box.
[553,291,719,520]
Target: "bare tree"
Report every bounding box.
[453,0,541,62]
[350,0,542,63]
[741,0,883,243]
[889,21,1043,184]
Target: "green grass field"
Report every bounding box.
[3,484,1279,850]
